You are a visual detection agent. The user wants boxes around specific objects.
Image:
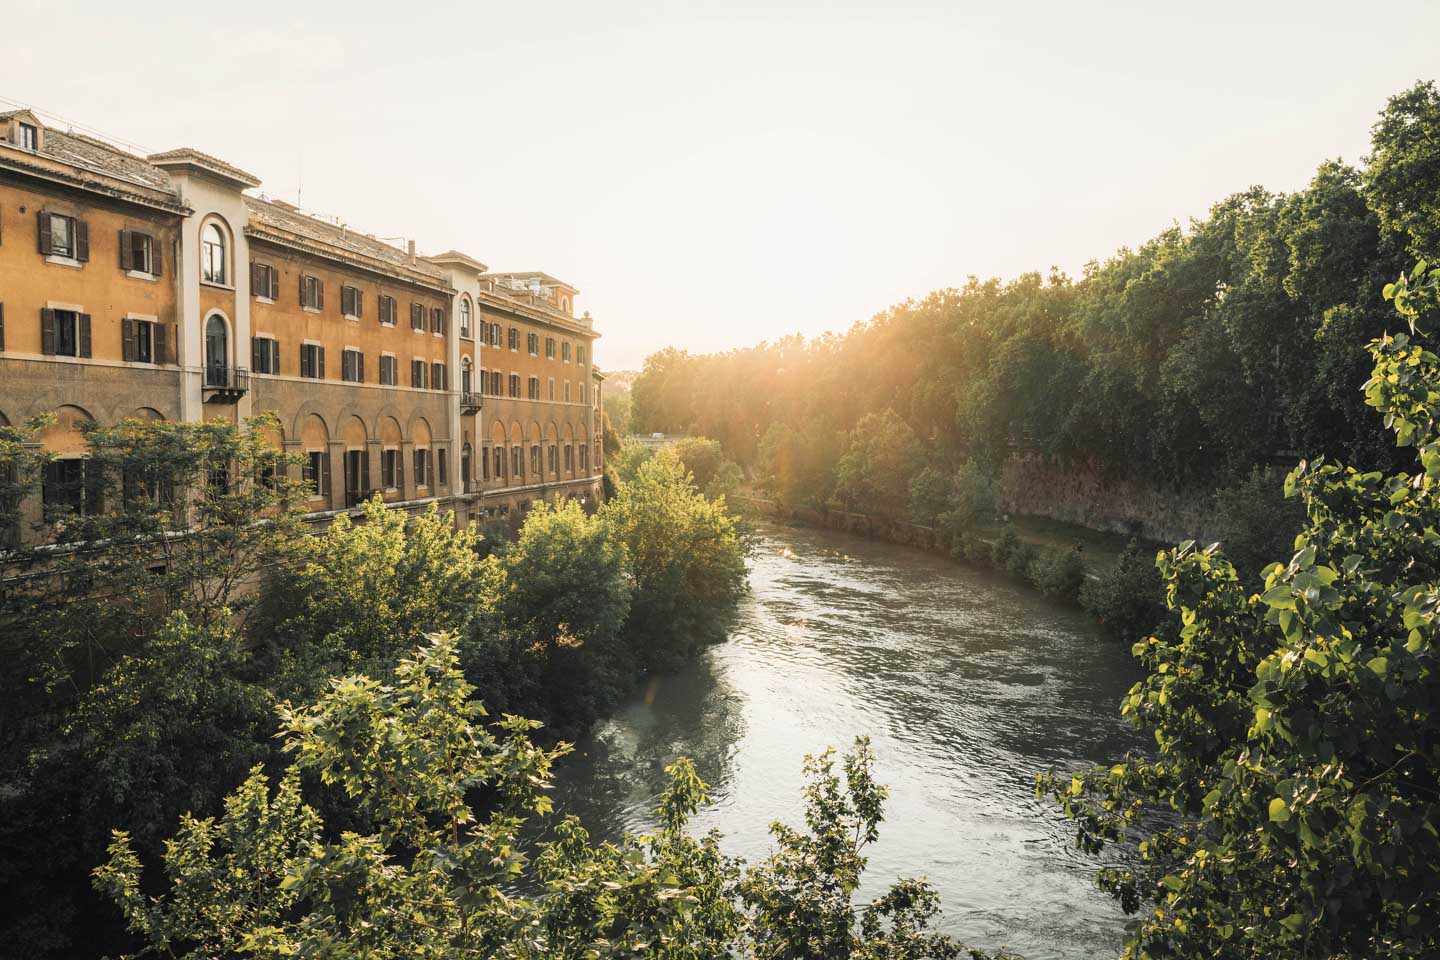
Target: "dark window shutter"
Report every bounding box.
[251,261,262,292]
[40,307,56,355]
[252,336,262,370]
[317,347,325,379]
[0,302,5,352]
[151,235,162,277]
[122,317,136,362]
[361,451,370,492]
[37,211,51,255]
[78,314,92,357]
[299,274,307,306]
[119,229,131,270]
[357,352,365,383]
[355,289,363,319]
[156,323,170,364]
[272,340,280,374]
[269,269,279,300]
[397,452,404,491]
[75,221,89,262]
[316,280,324,311]
[321,452,331,498]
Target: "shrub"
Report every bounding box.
[1005,541,1039,580]
[1078,538,1166,642]
[1211,466,1307,581]
[1029,547,1086,602]
[989,526,1020,569]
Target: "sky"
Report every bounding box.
[4,1,1438,370]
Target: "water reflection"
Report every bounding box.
[551,521,1146,960]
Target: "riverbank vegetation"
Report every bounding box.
[0,433,746,958]
[628,83,1440,571]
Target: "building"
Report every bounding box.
[0,107,603,546]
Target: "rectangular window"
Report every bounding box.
[414,448,429,487]
[19,122,37,151]
[342,348,364,383]
[412,359,428,389]
[251,336,279,374]
[304,451,326,499]
[49,214,76,258]
[341,284,362,319]
[491,446,502,480]
[545,336,555,359]
[380,355,397,386]
[530,444,541,476]
[580,383,588,405]
[122,230,156,275]
[562,341,572,363]
[121,317,159,364]
[509,373,520,398]
[548,445,557,474]
[491,323,502,347]
[43,458,94,517]
[380,295,397,325]
[547,378,554,401]
[432,307,445,335]
[300,275,324,310]
[252,262,279,299]
[42,308,88,358]
[528,376,539,400]
[300,343,325,379]
[580,444,589,471]
[508,326,519,351]
[527,332,539,355]
[411,302,426,331]
[577,345,586,366]
[382,449,399,489]
[511,445,523,478]
[432,362,446,391]
[437,448,448,485]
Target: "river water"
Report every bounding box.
[551,520,1147,959]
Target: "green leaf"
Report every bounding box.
[1269,797,1292,824]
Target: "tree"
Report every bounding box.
[833,410,923,518]
[1043,261,1440,959]
[1365,81,1440,259]
[601,451,748,670]
[671,436,743,501]
[96,635,998,960]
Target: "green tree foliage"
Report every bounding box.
[834,410,923,518]
[1365,80,1440,259]
[671,436,743,500]
[601,451,748,670]
[603,384,633,435]
[96,635,996,960]
[1043,263,1440,958]
[613,439,655,484]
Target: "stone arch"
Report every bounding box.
[199,213,235,285]
[378,416,403,447]
[132,407,165,421]
[412,417,432,448]
[341,415,368,450]
[299,413,330,449]
[40,404,96,456]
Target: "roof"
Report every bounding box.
[245,196,450,288]
[147,148,260,188]
[425,249,490,274]
[483,271,579,295]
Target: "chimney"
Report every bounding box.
[407,239,416,264]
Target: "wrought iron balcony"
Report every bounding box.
[202,366,249,403]
[460,391,482,415]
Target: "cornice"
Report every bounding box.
[246,226,457,295]
[0,153,190,216]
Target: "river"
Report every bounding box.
[551,519,1147,960]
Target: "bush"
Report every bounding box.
[1029,547,1086,602]
[907,466,951,526]
[1078,538,1167,641]
[989,527,1020,569]
[1212,467,1307,581]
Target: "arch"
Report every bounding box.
[200,215,232,285]
[299,413,330,449]
[412,417,433,448]
[40,404,96,456]
[405,408,434,437]
[528,421,542,444]
[132,407,165,421]
[378,415,403,447]
[459,297,472,337]
[341,415,368,449]
[491,419,509,446]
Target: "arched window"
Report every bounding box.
[205,314,228,385]
[460,299,472,338]
[202,223,226,284]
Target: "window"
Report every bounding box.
[37,308,84,357]
[380,295,397,325]
[509,373,520,398]
[122,230,158,275]
[460,300,472,338]
[19,122,37,151]
[411,302,426,331]
[205,315,229,385]
[414,448,430,487]
[437,448,448,485]
[491,370,502,395]
[382,449,401,489]
[461,359,472,397]
[565,444,574,472]
[580,382,588,405]
[380,355,397,385]
[341,348,364,383]
[527,332,539,355]
[491,323,502,347]
[560,295,570,313]
[412,359,428,389]
[577,345,586,366]
[252,336,279,374]
[461,444,471,484]
[252,262,280,299]
[547,378,554,401]
[304,451,327,499]
[45,213,78,259]
[202,223,226,283]
[300,275,323,310]
[508,326,520,351]
[432,307,445,336]
[43,459,94,517]
[580,444,589,471]
[545,336,555,359]
[300,343,325,379]
[530,444,541,476]
[562,341,572,363]
[548,444,557,474]
[527,376,539,400]
[492,446,502,480]
[344,449,370,500]
[511,445,523,478]
[432,362,447,391]
[341,284,362,319]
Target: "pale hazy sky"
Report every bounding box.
[5,1,1436,369]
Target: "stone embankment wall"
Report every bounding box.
[994,453,1219,545]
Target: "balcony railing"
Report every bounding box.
[345,488,379,508]
[202,366,250,403]
[460,391,482,414]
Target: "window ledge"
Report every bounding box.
[201,279,233,291]
[46,255,82,269]
[381,321,396,328]
[303,306,321,314]
[126,269,158,282]
[344,313,360,322]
